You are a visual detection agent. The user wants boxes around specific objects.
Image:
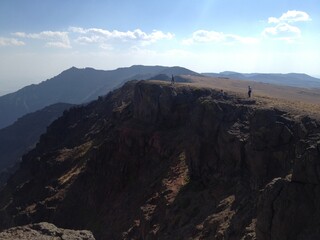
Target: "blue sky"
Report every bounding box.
[0,0,319,93]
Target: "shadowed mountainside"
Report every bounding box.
[0,80,320,239]
[0,103,73,187]
[0,65,199,129]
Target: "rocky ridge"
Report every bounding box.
[0,80,319,239]
[0,222,95,240]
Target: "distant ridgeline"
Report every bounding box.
[1,65,319,130]
[0,65,199,129]
[202,71,320,88]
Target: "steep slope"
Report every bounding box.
[0,103,73,186]
[0,65,199,129]
[0,81,319,240]
[203,72,320,89]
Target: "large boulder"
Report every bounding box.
[0,222,95,240]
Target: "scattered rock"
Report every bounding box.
[0,222,95,240]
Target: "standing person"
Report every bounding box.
[171,75,175,85]
[248,86,252,98]
[219,89,225,98]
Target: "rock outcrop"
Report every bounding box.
[0,222,95,240]
[0,80,319,239]
[256,116,320,240]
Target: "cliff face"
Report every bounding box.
[0,80,319,240]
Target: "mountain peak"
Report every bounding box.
[65,66,80,71]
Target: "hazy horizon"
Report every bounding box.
[1,0,319,93]
[1,64,320,96]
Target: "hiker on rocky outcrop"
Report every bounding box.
[248,86,252,98]
[171,75,175,85]
[219,89,225,98]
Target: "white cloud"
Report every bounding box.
[45,41,70,48]
[281,10,311,23]
[268,10,311,24]
[70,27,174,47]
[192,30,225,43]
[182,30,258,45]
[13,31,71,48]
[9,27,173,50]
[75,36,105,44]
[263,23,301,42]
[264,10,310,42]
[0,37,25,46]
[13,32,27,38]
[68,27,87,34]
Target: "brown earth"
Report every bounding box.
[183,75,320,119]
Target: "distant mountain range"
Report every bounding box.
[202,71,320,89]
[0,103,72,186]
[0,65,199,129]
[1,65,319,130]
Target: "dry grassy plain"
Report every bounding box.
[181,75,320,119]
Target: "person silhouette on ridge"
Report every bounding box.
[171,75,175,85]
[248,86,252,98]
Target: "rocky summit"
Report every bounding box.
[0,80,320,240]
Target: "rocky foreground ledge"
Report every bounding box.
[0,222,95,240]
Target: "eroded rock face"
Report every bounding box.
[0,222,95,240]
[0,80,319,240]
[256,120,320,240]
